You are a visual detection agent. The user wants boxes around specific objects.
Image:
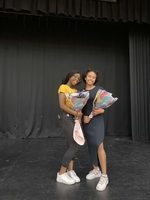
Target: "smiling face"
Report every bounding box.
[85,71,97,86]
[69,73,81,86]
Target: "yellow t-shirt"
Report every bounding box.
[58,84,77,108]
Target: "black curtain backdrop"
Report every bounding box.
[0,0,150,24]
[129,24,150,140]
[0,17,131,139]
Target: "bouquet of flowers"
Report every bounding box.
[65,91,90,112]
[65,91,89,146]
[93,89,118,109]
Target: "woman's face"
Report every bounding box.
[69,73,81,86]
[85,71,97,85]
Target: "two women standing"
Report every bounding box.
[57,69,108,191]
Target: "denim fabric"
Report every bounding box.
[58,110,78,167]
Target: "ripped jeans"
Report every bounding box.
[58,110,78,168]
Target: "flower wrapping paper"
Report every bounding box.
[93,89,118,109]
[65,91,90,112]
[73,119,85,145]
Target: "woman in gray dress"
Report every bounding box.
[82,68,109,191]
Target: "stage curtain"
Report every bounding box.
[0,0,150,24]
[0,17,130,138]
[129,24,150,140]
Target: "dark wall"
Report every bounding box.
[0,16,131,138]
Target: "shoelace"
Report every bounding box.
[66,173,73,179]
[89,169,99,175]
[98,176,107,185]
[68,170,77,177]
[71,170,77,176]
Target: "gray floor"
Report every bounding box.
[0,136,150,200]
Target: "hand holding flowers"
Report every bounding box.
[88,89,118,119]
[65,91,89,121]
[65,91,89,145]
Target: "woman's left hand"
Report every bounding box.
[83,115,91,124]
[93,107,104,116]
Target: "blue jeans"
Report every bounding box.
[58,110,78,168]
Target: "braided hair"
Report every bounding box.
[82,68,99,84]
[61,70,81,85]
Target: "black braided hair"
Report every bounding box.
[61,70,81,85]
[82,68,99,84]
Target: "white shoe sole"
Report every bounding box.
[56,178,75,185]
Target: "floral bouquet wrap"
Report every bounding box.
[65,91,90,112]
[65,91,90,146]
[93,89,118,109]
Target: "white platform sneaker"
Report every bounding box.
[67,170,80,183]
[56,172,75,185]
[86,168,101,180]
[96,175,109,191]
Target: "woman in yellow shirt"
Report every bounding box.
[56,70,82,185]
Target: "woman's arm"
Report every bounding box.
[58,92,82,118]
[93,107,105,116]
[83,107,104,124]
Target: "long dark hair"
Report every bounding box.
[82,68,99,84]
[61,70,81,85]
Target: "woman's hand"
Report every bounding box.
[93,107,104,116]
[83,115,91,124]
[75,111,82,123]
[76,111,82,118]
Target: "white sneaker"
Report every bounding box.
[86,168,101,180]
[67,170,80,183]
[56,172,75,185]
[96,175,109,191]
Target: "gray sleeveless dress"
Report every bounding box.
[82,86,104,167]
